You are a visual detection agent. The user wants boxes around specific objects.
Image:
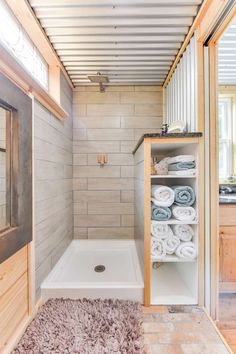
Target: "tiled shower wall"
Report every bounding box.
[34,73,73,299]
[73,85,163,239]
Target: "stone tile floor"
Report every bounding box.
[142,305,232,354]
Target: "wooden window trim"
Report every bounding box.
[0,43,67,120]
[1,0,73,120]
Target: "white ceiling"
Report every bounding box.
[29,0,203,86]
[219,19,236,85]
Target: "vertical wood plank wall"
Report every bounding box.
[165,35,198,132]
[34,72,73,300]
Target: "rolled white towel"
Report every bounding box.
[163,235,180,255]
[172,205,196,222]
[151,222,173,239]
[172,224,194,242]
[151,237,166,259]
[151,185,175,207]
[168,155,195,164]
[175,241,197,259]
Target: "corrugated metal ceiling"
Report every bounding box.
[29,0,204,86]
[219,19,236,85]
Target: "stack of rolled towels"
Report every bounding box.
[154,155,196,176]
[151,223,197,260]
[151,185,196,222]
[151,181,197,260]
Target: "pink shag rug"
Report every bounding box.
[12,298,143,354]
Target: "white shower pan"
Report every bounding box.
[41,240,144,302]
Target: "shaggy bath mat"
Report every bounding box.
[13,298,143,354]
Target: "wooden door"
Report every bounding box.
[219,226,236,293]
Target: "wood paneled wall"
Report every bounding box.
[72,85,163,240]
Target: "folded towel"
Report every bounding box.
[154,157,169,175]
[164,235,180,254]
[172,224,194,242]
[175,241,197,259]
[168,155,195,164]
[151,222,173,239]
[151,237,166,259]
[168,169,196,176]
[151,203,171,221]
[172,185,195,206]
[151,185,175,207]
[172,205,196,222]
[168,161,195,171]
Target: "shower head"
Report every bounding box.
[88,72,109,92]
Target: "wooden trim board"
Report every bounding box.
[1,298,43,354]
[0,43,67,120]
[163,0,229,88]
[4,0,73,90]
[144,138,151,306]
[207,4,236,320]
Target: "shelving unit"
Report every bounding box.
[151,175,197,179]
[151,255,197,262]
[134,135,204,307]
[153,219,198,225]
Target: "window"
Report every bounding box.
[0,106,11,231]
[0,0,48,89]
[218,96,234,180]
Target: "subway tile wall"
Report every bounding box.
[73,85,163,239]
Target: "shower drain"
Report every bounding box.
[94,265,105,273]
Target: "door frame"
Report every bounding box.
[207,3,236,320]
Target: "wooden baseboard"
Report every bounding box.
[203,307,234,354]
[2,298,43,354]
[219,282,236,293]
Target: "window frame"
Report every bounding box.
[0,73,32,264]
[0,0,49,90]
[218,92,236,182]
[0,0,72,120]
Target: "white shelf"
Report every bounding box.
[151,255,197,263]
[151,264,198,305]
[151,174,197,179]
[152,219,198,225]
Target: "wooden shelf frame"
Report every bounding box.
[135,136,205,307]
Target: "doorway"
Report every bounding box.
[207,4,236,352]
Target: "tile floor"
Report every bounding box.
[218,294,236,353]
[142,305,231,354]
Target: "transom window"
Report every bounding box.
[0,0,48,89]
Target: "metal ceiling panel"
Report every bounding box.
[29,0,204,86]
[30,0,202,6]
